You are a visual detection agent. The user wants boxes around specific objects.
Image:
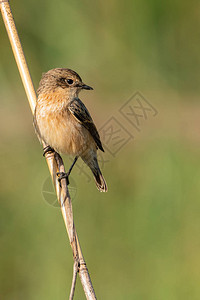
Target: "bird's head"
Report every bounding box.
[37,68,93,99]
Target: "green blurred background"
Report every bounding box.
[1,0,200,299]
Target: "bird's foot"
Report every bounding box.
[43,146,55,157]
[57,172,70,187]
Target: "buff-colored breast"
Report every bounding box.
[35,92,96,156]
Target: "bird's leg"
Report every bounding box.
[57,156,78,187]
[43,145,55,157]
[67,156,78,177]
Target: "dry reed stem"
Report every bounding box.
[0,1,97,299]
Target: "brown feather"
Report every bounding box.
[68,98,104,152]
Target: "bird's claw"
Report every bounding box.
[56,172,70,187]
[43,146,55,157]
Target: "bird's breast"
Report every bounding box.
[35,94,95,156]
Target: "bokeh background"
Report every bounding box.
[1,0,200,299]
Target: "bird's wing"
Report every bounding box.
[68,98,104,152]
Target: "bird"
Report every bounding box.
[34,68,107,192]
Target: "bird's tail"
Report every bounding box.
[81,151,108,192]
[92,169,107,192]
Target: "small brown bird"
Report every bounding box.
[34,68,107,192]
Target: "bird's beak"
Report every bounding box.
[78,83,93,90]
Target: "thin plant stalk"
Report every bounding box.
[0,1,97,299]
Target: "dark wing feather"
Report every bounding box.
[68,98,104,152]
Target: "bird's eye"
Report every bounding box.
[67,79,73,85]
